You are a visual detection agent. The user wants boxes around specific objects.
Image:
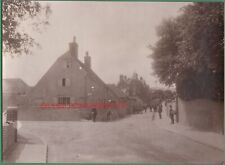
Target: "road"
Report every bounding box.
[17,113,223,163]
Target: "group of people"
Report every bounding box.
[147,102,176,124]
[149,104,163,121]
[90,101,176,124]
[90,108,112,122]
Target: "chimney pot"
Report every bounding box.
[69,36,78,58]
[84,51,91,68]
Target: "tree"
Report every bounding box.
[2,0,51,56]
[150,18,181,86]
[150,2,224,101]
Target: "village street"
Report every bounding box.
[3,1,224,164]
[12,112,223,164]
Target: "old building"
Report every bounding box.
[23,37,128,121]
[3,78,30,110]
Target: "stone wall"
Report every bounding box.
[178,98,224,134]
[18,107,128,121]
[18,109,81,121]
[3,123,17,160]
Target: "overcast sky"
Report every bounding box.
[3,1,189,89]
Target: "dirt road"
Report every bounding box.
[17,114,223,163]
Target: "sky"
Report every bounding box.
[3,1,190,89]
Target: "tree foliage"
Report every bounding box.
[2,0,51,56]
[117,73,175,105]
[150,2,224,101]
[151,18,181,86]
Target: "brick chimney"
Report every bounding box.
[69,36,78,58]
[84,51,91,68]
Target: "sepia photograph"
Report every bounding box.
[2,0,224,163]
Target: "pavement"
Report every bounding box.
[4,144,47,163]
[150,110,224,151]
[4,132,47,163]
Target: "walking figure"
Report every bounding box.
[144,105,147,113]
[169,105,175,124]
[150,105,153,112]
[91,108,97,122]
[106,110,112,121]
[152,105,157,121]
[158,104,162,119]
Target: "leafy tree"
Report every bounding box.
[150,18,181,86]
[150,2,224,101]
[2,0,51,56]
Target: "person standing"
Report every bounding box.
[152,105,157,121]
[106,110,112,121]
[158,104,162,119]
[91,108,97,122]
[169,105,175,124]
[165,101,169,116]
[144,105,147,113]
[149,105,152,112]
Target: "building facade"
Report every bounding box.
[25,37,127,120]
[3,78,30,110]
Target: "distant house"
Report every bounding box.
[107,84,127,100]
[25,37,128,121]
[108,84,146,114]
[107,84,131,116]
[3,78,30,110]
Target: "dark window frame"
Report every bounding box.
[62,78,66,87]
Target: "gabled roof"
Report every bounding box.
[3,78,30,94]
[107,84,127,98]
[76,57,121,100]
[31,50,124,100]
[48,51,123,100]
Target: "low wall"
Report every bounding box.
[18,107,128,121]
[3,123,17,160]
[178,98,224,134]
[18,109,82,121]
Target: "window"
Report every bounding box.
[58,97,70,104]
[62,78,66,87]
[58,78,71,87]
[66,61,70,68]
